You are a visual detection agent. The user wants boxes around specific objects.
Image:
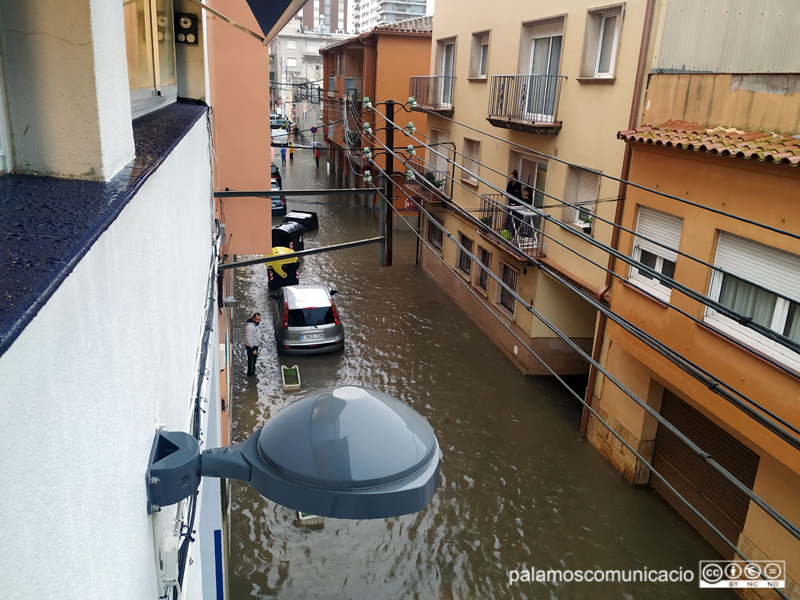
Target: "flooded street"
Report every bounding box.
[227,149,734,599]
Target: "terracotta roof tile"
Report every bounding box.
[372,15,433,34]
[617,119,800,167]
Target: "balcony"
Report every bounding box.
[345,77,363,103]
[487,75,565,134]
[405,155,452,206]
[409,76,456,117]
[476,194,544,260]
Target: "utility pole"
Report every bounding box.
[384,99,394,267]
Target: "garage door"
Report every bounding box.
[650,390,760,558]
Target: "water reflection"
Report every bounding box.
[228,152,733,599]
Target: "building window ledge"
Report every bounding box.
[576,76,616,85]
[0,101,209,359]
[466,76,488,83]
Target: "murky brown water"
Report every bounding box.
[227,151,734,599]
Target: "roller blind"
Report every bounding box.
[576,169,599,207]
[715,232,800,303]
[634,206,684,262]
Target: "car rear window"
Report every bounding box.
[288,307,334,326]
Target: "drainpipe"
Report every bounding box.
[580,0,656,437]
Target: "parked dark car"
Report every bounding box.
[271,162,281,188]
[270,284,345,355]
[271,181,286,217]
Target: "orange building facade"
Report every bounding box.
[321,16,432,219]
[589,118,800,593]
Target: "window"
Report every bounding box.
[706,232,800,369]
[287,58,298,67]
[566,167,600,235]
[629,207,684,302]
[461,138,481,185]
[499,262,519,314]
[287,40,297,50]
[123,0,178,118]
[580,5,623,81]
[427,215,444,251]
[435,38,457,107]
[469,31,490,79]
[477,247,491,291]
[519,17,563,120]
[458,234,473,276]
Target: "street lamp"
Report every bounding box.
[146,386,440,519]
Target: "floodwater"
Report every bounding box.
[227,149,734,599]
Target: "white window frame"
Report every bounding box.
[704,232,800,371]
[287,57,298,68]
[124,0,178,118]
[287,40,297,50]
[469,31,490,79]
[580,4,624,81]
[594,13,621,77]
[435,37,457,107]
[628,206,683,303]
[566,167,600,235]
[461,138,481,186]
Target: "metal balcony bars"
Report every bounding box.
[477,193,543,256]
[488,74,566,127]
[409,76,456,111]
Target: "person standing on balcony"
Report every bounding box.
[244,313,262,377]
[506,170,522,205]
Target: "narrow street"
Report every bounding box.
[227,149,735,599]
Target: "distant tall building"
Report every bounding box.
[302,0,349,34]
[354,0,428,33]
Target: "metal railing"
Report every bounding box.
[476,193,543,256]
[488,74,566,124]
[409,76,456,110]
[406,154,452,202]
[345,77,362,102]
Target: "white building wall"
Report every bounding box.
[0,118,215,599]
[0,0,134,181]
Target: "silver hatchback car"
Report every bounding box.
[270,284,345,355]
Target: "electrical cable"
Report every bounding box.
[362,175,792,600]
[367,105,800,358]
[361,152,800,547]
[362,127,800,443]
[410,104,800,244]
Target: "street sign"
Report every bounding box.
[311,127,318,134]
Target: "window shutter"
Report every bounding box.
[530,18,564,39]
[716,232,800,303]
[576,169,599,207]
[634,206,684,262]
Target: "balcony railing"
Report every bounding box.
[409,76,456,114]
[405,154,452,203]
[487,74,566,134]
[345,77,363,103]
[476,193,544,257]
